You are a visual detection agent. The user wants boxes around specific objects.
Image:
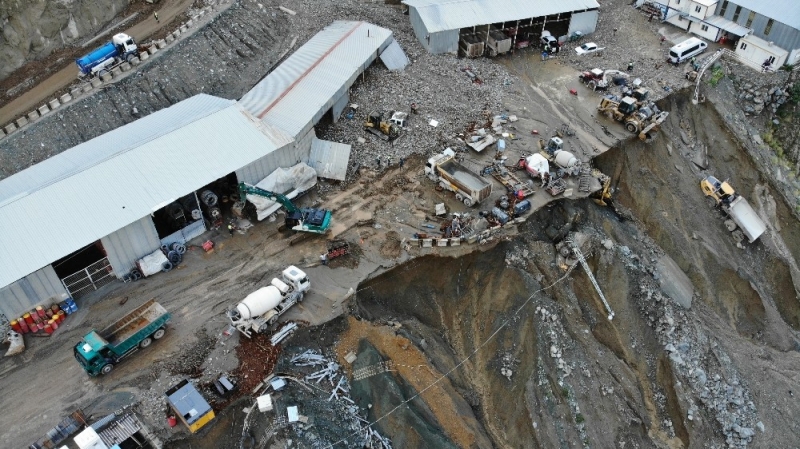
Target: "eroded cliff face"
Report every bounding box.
[0,0,129,80]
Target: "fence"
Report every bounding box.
[60,257,116,298]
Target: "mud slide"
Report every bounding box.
[346,90,800,448]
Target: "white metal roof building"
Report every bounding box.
[403,0,600,55]
[240,21,408,180]
[0,94,296,318]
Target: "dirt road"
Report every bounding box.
[0,0,196,127]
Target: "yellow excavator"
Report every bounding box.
[364,111,400,141]
[591,170,612,206]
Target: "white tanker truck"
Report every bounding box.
[227,266,310,337]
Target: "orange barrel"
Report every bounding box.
[28,322,38,333]
[45,308,54,318]
[57,310,66,323]
[36,305,45,318]
[10,320,21,333]
[32,314,42,324]
[23,313,33,325]
[18,319,29,333]
[51,304,60,313]
[44,323,53,334]
[37,321,44,331]
[49,319,58,331]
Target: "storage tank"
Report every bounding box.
[235,286,283,320]
[553,150,578,169]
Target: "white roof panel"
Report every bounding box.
[403,0,601,33]
[0,95,293,289]
[239,21,394,138]
[702,15,751,37]
[380,39,410,71]
[728,0,800,30]
[308,138,352,181]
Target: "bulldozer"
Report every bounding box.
[597,95,669,140]
[364,111,400,141]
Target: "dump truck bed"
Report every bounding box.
[726,196,766,243]
[438,159,492,202]
[100,299,168,346]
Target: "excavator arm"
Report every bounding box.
[238,182,299,214]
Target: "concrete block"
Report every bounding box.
[187,19,194,26]
[27,111,40,121]
[60,93,73,103]
[180,25,188,33]
[16,117,29,128]
[173,30,181,39]
[111,67,122,76]
[450,238,460,246]
[4,123,16,134]
[100,72,113,83]
[38,105,50,116]
[467,235,478,244]
[48,99,61,110]
[70,88,82,97]
[0,128,4,138]
[437,238,448,247]
[120,62,132,72]
[92,78,103,87]
[422,239,433,248]
[83,84,93,93]
[165,35,174,44]
[158,39,167,48]
[140,51,150,61]
[130,56,141,65]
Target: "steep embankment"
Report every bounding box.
[349,91,800,449]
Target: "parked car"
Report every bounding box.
[575,42,601,55]
[540,31,558,49]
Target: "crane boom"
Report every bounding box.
[238,182,299,213]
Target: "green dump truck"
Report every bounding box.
[74,299,170,376]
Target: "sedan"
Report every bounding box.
[575,42,600,55]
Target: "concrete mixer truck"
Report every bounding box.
[226,266,310,337]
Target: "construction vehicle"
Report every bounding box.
[597,95,669,139]
[74,299,170,376]
[539,136,564,155]
[238,182,331,234]
[578,68,628,91]
[425,148,492,207]
[75,33,141,78]
[592,170,612,206]
[364,111,400,141]
[226,266,310,337]
[700,177,766,243]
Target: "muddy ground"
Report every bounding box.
[1,0,800,448]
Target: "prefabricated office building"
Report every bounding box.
[403,0,600,56]
[0,21,407,319]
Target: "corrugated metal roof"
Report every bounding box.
[403,0,601,33]
[308,138,352,181]
[728,0,800,30]
[380,39,410,71]
[239,21,394,138]
[167,381,212,425]
[0,95,293,289]
[703,15,751,36]
[97,414,141,447]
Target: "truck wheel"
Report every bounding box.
[463,197,474,207]
[101,364,114,375]
[139,337,152,349]
[588,81,597,91]
[126,54,135,63]
[455,193,464,201]
[439,181,448,190]
[625,122,638,133]
[268,316,279,326]
[98,69,109,77]
[153,328,166,340]
[724,219,738,232]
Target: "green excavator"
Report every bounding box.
[238,182,332,234]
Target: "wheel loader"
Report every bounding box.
[364,111,400,141]
[597,95,669,140]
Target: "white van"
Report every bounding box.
[668,37,708,64]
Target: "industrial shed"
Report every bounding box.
[403,0,600,56]
[0,94,295,318]
[240,20,408,181]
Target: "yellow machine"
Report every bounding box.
[597,96,669,139]
[364,111,400,141]
[592,171,612,206]
[700,176,736,205]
